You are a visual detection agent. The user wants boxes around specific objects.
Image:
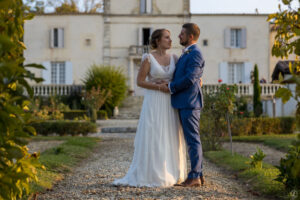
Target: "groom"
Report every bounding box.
[162,23,205,187]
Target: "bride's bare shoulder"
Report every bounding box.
[171,53,179,63]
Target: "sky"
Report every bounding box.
[190,0,299,14]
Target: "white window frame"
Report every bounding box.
[230,28,242,48]
[50,28,64,48]
[140,0,152,14]
[228,62,244,84]
[51,62,66,84]
[224,27,246,49]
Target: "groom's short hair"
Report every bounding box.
[182,23,200,41]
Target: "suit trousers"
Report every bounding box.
[179,108,203,179]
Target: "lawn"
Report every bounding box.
[224,134,298,152]
[26,136,100,198]
[204,150,285,199]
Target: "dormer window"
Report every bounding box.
[140,0,152,14]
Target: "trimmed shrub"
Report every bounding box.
[62,110,108,120]
[83,65,128,114]
[31,121,97,136]
[279,117,297,134]
[230,117,296,136]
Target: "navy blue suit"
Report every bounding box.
[170,44,205,179]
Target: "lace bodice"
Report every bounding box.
[142,53,176,83]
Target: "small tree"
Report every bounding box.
[268,0,300,127]
[268,0,300,195]
[201,84,237,154]
[253,64,263,117]
[82,87,111,122]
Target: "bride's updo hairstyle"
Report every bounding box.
[150,29,170,49]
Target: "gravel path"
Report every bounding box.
[37,133,267,200]
[223,142,286,166]
[27,141,64,154]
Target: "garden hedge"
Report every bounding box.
[230,117,296,136]
[30,121,97,136]
[62,110,108,120]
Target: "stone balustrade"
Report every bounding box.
[29,84,84,96]
[29,83,283,98]
[202,83,283,99]
[129,45,150,56]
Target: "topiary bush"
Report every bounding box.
[83,65,127,114]
[253,64,263,117]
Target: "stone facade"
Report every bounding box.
[24,0,285,96]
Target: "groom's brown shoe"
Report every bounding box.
[177,178,201,187]
[200,176,205,186]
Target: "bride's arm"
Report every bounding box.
[136,58,164,91]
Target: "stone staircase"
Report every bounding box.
[115,96,144,119]
[97,96,143,134]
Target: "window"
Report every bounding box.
[138,27,152,46]
[224,28,246,48]
[85,38,91,46]
[230,29,241,48]
[228,63,244,83]
[140,0,152,14]
[203,39,208,46]
[142,28,151,45]
[50,28,64,48]
[51,62,66,84]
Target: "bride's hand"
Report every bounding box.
[158,83,170,93]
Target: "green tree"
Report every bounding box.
[268,0,300,127]
[55,0,79,13]
[253,64,263,117]
[0,0,44,199]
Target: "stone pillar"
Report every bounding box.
[103,0,111,65]
[128,57,135,95]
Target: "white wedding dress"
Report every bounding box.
[113,53,187,187]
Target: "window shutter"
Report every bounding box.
[224,28,230,48]
[42,61,51,84]
[241,28,247,48]
[219,62,228,83]
[146,0,152,13]
[138,27,143,45]
[58,28,64,48]
[50,29,54,48]
[65,61,73,84]
[243,62,252,83]
[140,0,146,13]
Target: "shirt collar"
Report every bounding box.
[183,43,196,53]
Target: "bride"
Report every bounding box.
[113,29,187,187]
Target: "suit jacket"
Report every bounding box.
[170,44,205,109]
